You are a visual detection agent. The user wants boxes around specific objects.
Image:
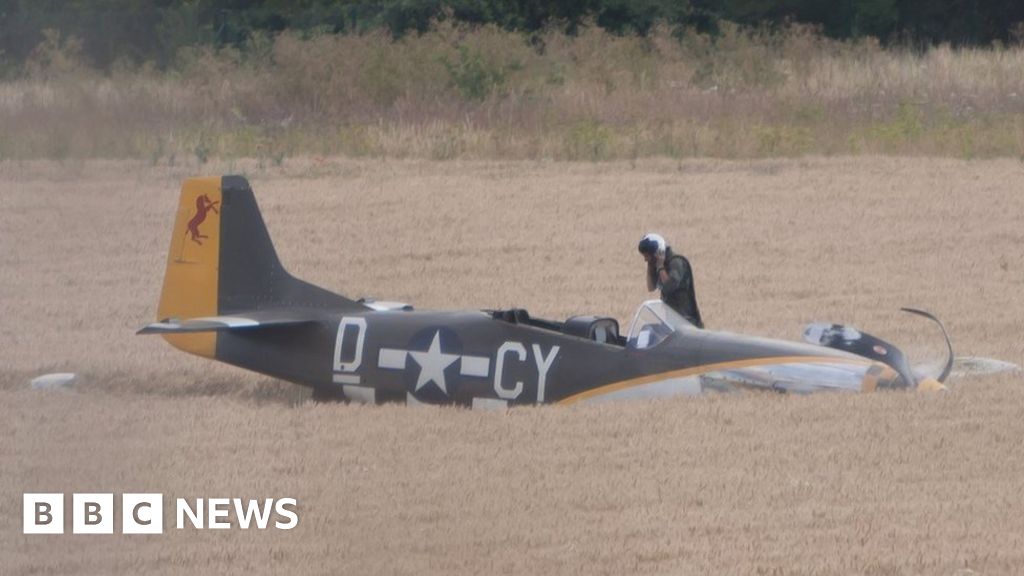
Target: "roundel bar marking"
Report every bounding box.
[556,355,875,405]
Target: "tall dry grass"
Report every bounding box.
[3,23,1024,161]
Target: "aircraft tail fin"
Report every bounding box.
[154,175,366,358]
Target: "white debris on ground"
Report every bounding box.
[30,373,77,391]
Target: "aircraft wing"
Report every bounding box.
[137,309,321,335]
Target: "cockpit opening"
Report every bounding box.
[489,309,624,346]
[488,300,696,350]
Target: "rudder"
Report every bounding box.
[157,177,222,358]
[155,176,365,358]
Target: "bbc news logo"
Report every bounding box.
[23,494,299,534]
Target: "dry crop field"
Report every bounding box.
[2,157,1023,575]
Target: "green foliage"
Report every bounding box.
[440,45,512,101]
[339,125,381,157]
[868,102,925,146]
[852,0,899,38]
[564,119,615,161]
[755,125,812,156]
[363,45,407,105]
[24,29,88,79]
[3,0,1024,78]
[687,23,786,90]
[4,23,1024,162]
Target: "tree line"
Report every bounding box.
[3,0,1023,73]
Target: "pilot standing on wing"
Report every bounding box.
[639,233,704,328]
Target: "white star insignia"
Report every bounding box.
[409,331,459,395]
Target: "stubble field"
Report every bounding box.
[2,157,1023,575]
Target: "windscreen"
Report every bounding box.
[626,300,694,349]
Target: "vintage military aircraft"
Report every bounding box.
[138,176,953,407]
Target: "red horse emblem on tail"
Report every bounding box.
[186,194,220,245]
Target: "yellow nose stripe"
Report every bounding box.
[916,377,948,392]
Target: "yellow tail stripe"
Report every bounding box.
[156,177,222,358]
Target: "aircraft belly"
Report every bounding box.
[574,376,703,404]
[558,357,878,404]
[703,361,869,394]
[342,384,376,404]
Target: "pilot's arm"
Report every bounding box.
[646,260,658,291]
[659,258,689,295]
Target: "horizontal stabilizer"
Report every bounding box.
[138,309,320,335]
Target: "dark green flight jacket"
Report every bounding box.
[649,248,704,329]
